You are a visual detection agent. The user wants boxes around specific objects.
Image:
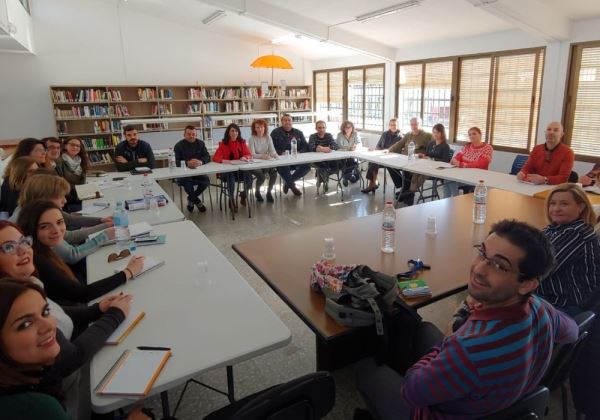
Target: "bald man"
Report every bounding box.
[517,121,574,185]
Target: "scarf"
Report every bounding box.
[61,153,82,176]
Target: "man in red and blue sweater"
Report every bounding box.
[357,220,578,420]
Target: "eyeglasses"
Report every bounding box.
[108,249,131,262]
[0,236,33,255]
[473,244,523,276]
[66,143,81,148]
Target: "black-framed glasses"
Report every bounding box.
[0,236,33,255]
[473,244,524,276]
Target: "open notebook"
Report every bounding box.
[113,256,165,277]
[75,183,104,200]
[105,309,145,345]
[95,349,171,396]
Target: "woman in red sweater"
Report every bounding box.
[212,123,253,212]
[444,127,494,197]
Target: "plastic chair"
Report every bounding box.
[203,371,335,420]
[510,155,529,175]
[482,386,549,420]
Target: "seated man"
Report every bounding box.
[357,219,578,420]
[308,120,338,192]
[388,117,432,206]
[114,125,156,172]
[517,121,574,185]
[580,163,599,186]
[174,125,210,213]
[270,114,310,196]
[361,118,402,193]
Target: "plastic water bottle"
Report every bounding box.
[291,138,298,158]
[114,201,134,252]
[381,201,396,253]
[142,173,153,209]
[407,140,416,162]
[473,180,487,224]
[168,148,176,172]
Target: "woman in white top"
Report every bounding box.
[335,120,362,186]
[248,119,279,203]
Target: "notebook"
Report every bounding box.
[130,167,152,175]
[113,256,165,277]
[105,309,145,345]
[129,222,152,237]
[134,234,166,246]
[75,184,104,200]
[397,278,432,298]
[95,349,171,396]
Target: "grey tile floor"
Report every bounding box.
[142,173,572,420]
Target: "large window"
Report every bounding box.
[314,64,385,132]
[564,41,600,161]
[396,47,545,152]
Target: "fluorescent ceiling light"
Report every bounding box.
[202,10,226,25]
[271,34,298,45]
[356,0,422,23]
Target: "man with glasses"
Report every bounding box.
[42,137,62,171]
[517,121,574,185]
[356,219,578,420]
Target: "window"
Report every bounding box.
[314,64,385,132]
[564,41,600,160]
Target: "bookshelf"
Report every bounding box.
[50,84,312,167]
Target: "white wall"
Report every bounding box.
[0,0,309,140]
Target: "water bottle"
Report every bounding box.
[142,173,153,209]
[473,180,487,224]
[381,201,396,253]
[114,201,134,252]
[407,140,416,162]
[168,148,176,172]
[291,138,298,158]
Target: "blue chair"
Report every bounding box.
[510,155,529,175]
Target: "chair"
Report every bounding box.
[203,371,335,420]
[416,149,455,203]
[482,386,549,420]
[568,171,579,183]
[510,155,529,175]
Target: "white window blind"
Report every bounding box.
[365,67,385,132]
[397,64,423,133]
[347,69,364,129]
[423,61,453,132]
[456,57,491,142]
[328,71,344,124]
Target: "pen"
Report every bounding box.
[93,202,109,207]
[137,346,171,351]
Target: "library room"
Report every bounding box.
[1,0,599,419]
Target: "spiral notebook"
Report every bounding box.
[105,310,145,345]
[95,349,171,396]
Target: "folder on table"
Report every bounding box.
[75,184,103,200]
[95,349,171,396]
[105,309,145,345]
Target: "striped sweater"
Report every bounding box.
[401,296,578,419]
[537,219,600,309]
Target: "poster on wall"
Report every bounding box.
[260,81,269,97]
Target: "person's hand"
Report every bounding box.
[516,171,526,181]
[125,255,146,279]
[188,159,201,168]
[418,153,426,159]
[99,293,123,312]
[580,175,593,186]
[450,158,459,167]
[465,294,483,311]
[525,174,546,184]
[322,146,332,153]
[104,227,115,241]
[101,216,114,227]
[115,156,127,163]
[138,158,148,163]
[108,293,133,318]
[127,407,152,420]
[241,156,250,162]
[383,149,389,154]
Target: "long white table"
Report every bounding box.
[87,220,291,414]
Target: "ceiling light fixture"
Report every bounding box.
[202,10,226,25]
[355,0,422,23]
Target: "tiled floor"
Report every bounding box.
[140,173,573,419]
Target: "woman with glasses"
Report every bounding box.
[0,157,38,216]
[55,137,89,187]
[336,120,362,186]
[12,138,48,166]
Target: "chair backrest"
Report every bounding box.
[510,155,529,175]
[482,386,549,420]
[569,171,579,183]
[231,371,335,420]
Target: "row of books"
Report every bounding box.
[111,105,130,117]
[81,136,120,150]
[108,90,122,101]
[54,105,110,119]
[52,89,108,103]
[150,104,173,115]
[240,87,275,99]
[158,88,174,99]
[138,88,157,101]
[88,151,114,165]
[188,88,241,100]
[282,88,309,97]
[93,120,111,133]
[279,99,311,110]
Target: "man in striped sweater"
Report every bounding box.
[357,220,578,420]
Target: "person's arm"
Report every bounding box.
[53,232,108,265]
[145,144,156,169]
[114,144,138,172]
[297,131,309,153]
[547,226,590,275]
[388,135,407,154]
[543,299,578,344]
[62,303,103,329]
[174,142,184,167]
[519,148,537,177]
[62,211,104,229]
[271,130,286,155]
[435,143,451,162]
[308,134,317,152]
[328,133,338,150]
[199,141,211,164]
[459,151,492,169]
[375,133,386,150]
[212,143,225,163]
[241,141,253,159]
[547,147,574,185]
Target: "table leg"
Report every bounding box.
[160,390,173,419]
[227,365,235,402]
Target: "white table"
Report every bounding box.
[88,220,291,414]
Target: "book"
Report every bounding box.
[105,309,145,345]
[95,349,171,396]
[113,256,165,277]
[125,195,169,211]
[397,278,432,298]
[75,184,103,200]
[129,222,152,237]
[134,234,166,246]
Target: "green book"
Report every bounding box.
[397,278,432,297]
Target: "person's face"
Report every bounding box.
[316,122,327,137]
[410,119,419,134]
[282,117,293,131]
[344,125,353,136]
[0,289,59,366]
[36,209,66,248]
[468,233,537,307]
[545,122,564,150]
[0,227,35,278]
[255,124,266,137]
[125,130,139,147]
[50,195,67,210]
[29,145,47,165]
[468,129,481,144]
[432,128,442,142]
[184,129,196,142]
[228,127,239,141]
[388,120,397,132]
[64,140,81,158]
[548,191,585,225]
[45,142,61,161]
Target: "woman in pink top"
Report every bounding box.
[444,127,494,197]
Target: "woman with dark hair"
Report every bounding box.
[55,137,89,186]
[17,201,144,305]
[0,157,38,216]
[248,119,278,203]
[336,120,361,186]
[12,138,47,166]
[419,123,451,162]
[212,123,253,212]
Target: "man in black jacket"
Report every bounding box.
[114,125,156,172]
[270,114,310,196]
[173,126,211,213]
[361,118,402,193]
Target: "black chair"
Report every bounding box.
[482,386,549,420]
[568,171,579,183]
[203,371,335,420]
[510,154,529,175]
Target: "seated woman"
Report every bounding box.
[444,126,493,197]
[248,119,278,203]
[55,137,89,212]
[212,123,253,212]
[580,163,599,187]
[17,200,144,305]
[11,138,48,167]
[0,279,149,420]
[308,120,338,193]
[536,183,600,316]
[335,120,361,186]
[0,156,38,216]
[410,123,452,194]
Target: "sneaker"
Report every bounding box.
[255,192,264,202]
[266,191,274,202]
[186,200,194,213]
[196,202,207,213]
[342,177,349,187]
[283,184,289,194]
[291,186,302,196]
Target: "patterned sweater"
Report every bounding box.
[454,143,493,169]
[401,296,578,419]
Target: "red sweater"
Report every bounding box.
[212,140,252,163]
[520,143,574,185]
[454,143,493,169]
